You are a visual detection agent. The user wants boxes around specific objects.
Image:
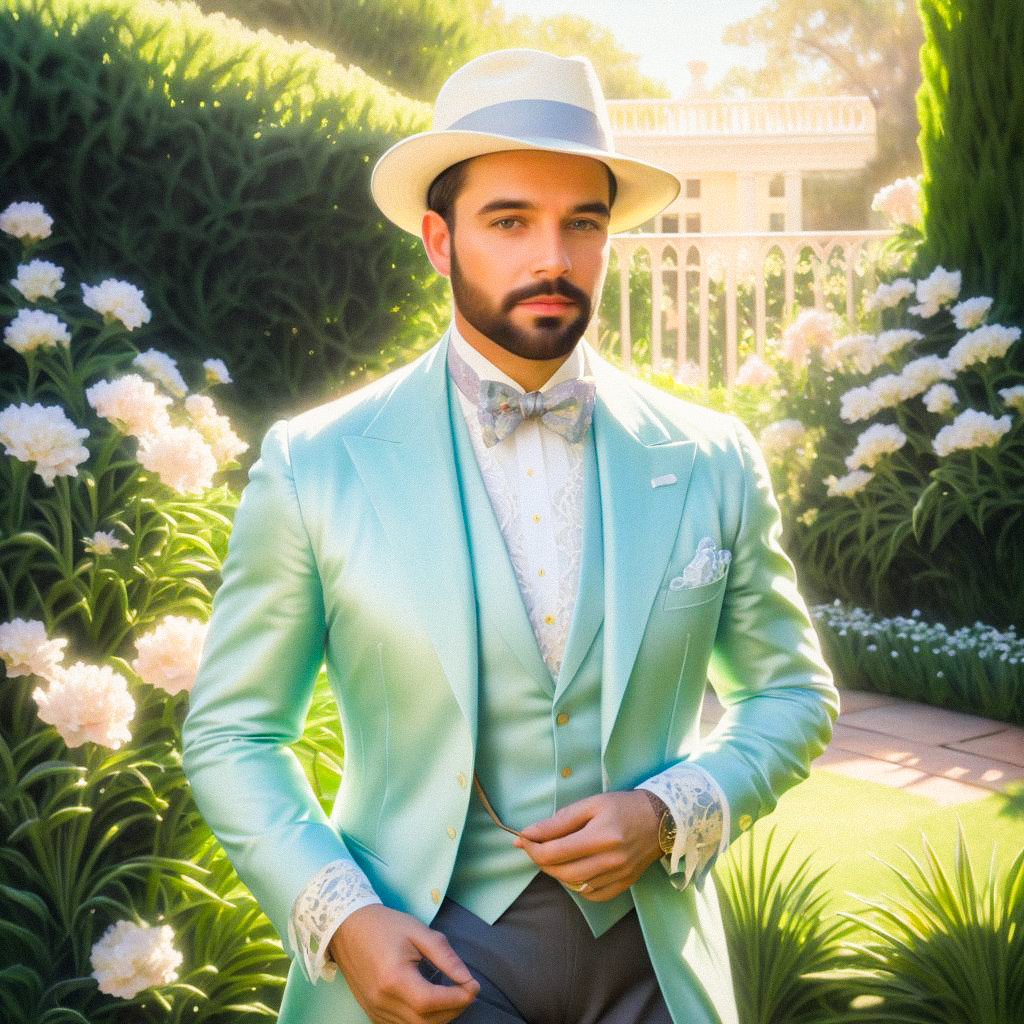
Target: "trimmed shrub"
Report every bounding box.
[915,0,1024,332]
[0,0,446,442]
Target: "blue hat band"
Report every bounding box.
[446,99,611,151]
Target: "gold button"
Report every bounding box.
[456,772,468,788]
[533,514,541,523]
[447,825,457,840]
[544,614,555,625]
[556,712,570,726]
[431,888,441,904]
[739,814,753,831]
[527,468,535,477]
[538,567,546,577]
[561,766,572,778]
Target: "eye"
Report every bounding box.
[568,218,602,231]
[491,216,524,229]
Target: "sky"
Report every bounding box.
[497,0,771,97]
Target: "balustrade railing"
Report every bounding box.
[607,96,877,137]
[588,230,894,388]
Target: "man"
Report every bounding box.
[182,49,839,1024]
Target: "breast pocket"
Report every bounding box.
[662,571,728,611]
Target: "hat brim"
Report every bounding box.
[370,129,680,236]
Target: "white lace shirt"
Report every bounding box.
[288,322,729,984]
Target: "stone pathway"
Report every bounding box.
[701,687,1024,807]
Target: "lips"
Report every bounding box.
[518,297,575,310]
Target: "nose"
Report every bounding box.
[531,221,571,278]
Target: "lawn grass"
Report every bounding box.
[723,763,1024,933]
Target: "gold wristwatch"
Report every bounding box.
[640,790,677,855]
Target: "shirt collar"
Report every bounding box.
[448,316,588,395]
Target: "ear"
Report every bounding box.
[421,210,452,278]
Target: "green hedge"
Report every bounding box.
[0,0,447,439]
[915,0,1024,335]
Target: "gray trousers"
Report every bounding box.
[417,871,674,1024]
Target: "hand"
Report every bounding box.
[329,904,480,1024]
[513,791,663,901]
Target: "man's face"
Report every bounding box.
[445,150,612,362]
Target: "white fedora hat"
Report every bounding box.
[370,48,680,235]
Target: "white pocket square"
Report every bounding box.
[669,536,732,590]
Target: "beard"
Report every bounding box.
[449,243,593,361]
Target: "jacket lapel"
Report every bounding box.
[584,345,698,755]
[341,331,479,737]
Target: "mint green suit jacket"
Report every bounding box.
[181,332,840,1024]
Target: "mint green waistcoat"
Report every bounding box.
[443,380,635,937]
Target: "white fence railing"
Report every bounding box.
[589,230,895,388]
[607,96,877,137]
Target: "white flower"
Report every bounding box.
[90,920,182,998]
[10,259,64,301]
[32,661,135,748]
[868,372,915,409]
[133,348,188,398]
[870,176,922,226]
[875,329,924,362]
[779,308,838,367]
[758,419,806,460]
[0,402,90,486]
[946,324,1021,373]
[951,296,993,331]
[202,357,232,384]
[81,279,152,331]
[0,201,53,242]
[998,385,1024,413]
[909,266,961,318]
[84,530,128,556]
[734,354,778,389]
[673,359,704,388]
[3,308,72,354]
[131,615,209,695]
[136,425,217,494]
[826,333,878,373]
[845,423,908,470]
[899,355,955,397]
[86,374,172,438]
[866,278,916,311]
[0,618,67,679]
[924,382,958,414]
[825,469,873,497]
[184,394,248,466]
[840,383,885,423]
[933,409,1012,457]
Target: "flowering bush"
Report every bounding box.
[731,179,1024,629]
[0,202,286,1021]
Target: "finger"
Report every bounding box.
[409,927,477,989]
[398,966,479,1017]
[516,824,619,866]
[518,798,598,842]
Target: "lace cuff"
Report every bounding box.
[287,857,383,984]
[635,761,729,888]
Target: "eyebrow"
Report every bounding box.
[476,198,611,218]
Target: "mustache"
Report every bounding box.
[501,278,590,314]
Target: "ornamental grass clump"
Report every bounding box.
[838,824,1024,1024]
[0,202,288,1022]
[716,825,857,1024]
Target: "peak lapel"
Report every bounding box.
[341,333,478,737]
[585,347,697,756]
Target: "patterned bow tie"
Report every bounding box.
[447,338,596,448]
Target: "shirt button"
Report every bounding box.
[457,772,468,788]
[533,514,541,523]
[561,766,572,779]
[544,614,555,625]
[447,825,457,840]
[556,712,570,726]
[739,814,753,831]
[431,888,441,904]
[527,468,535,477]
